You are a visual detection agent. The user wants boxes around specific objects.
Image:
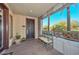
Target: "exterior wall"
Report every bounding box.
[13,14,26,38]
[13,14,38,39]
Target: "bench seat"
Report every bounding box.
[39,36,52,44]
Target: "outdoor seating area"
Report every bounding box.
[0,3,79,55]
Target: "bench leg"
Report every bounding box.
[43,43,53,49]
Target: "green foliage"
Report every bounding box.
[15,33,21,39]
[43,25,48,31]
[71,20,79,31]
[54,25,64,32]
[49,21,67,32]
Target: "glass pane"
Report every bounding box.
[50,8,67,31]
[70,4,79,31]
[50,8,67,32]
[42,17,48,34]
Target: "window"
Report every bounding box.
[50,8,67,32]
[42,17,48,34]
[70,4,79,31]
[40,3,79,40]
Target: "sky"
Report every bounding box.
[43,17,48,26]
[43,3,79,26]
[70,3,79,22]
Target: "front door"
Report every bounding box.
[26,18,35,39]
[0,4,9,52]
[0,11,3,49]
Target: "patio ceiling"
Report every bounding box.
[8,3,66,17]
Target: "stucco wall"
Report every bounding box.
[13,14,38,39]
[13,14,26,38]
[5,4,39,38]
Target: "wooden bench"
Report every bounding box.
[39,36,52,44]
[39,36,53,48]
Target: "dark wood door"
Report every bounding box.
[26,18,35,39]
[0,17,2,48]
[0,4,9,52]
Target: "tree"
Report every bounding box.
[43,25,48,31]
[71,20,79,30]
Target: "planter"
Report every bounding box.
[9,38,15,47]
[15,39,21,44]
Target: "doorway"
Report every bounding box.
[26,18,35,39]
[0,14,3,49]
[0,4,9,52]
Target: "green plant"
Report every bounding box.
[54,25,64,32]
[15,33,21,40]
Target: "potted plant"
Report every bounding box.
[15,33,21,44]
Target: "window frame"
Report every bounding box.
[49,7,68,31]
